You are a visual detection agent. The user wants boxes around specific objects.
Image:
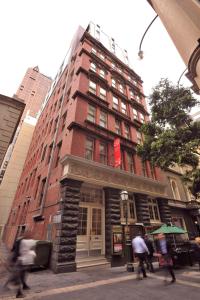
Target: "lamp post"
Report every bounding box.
[120,190,134,272]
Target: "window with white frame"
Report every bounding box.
[99,142,107,164]
[85,137,94,160]
[170,179,181,200]
[121,196,136,224]
[90,62,97,72]
[99,110,107,128]
[99,69,105,78]
[124,124,131,139]
[127,152,135,173]
[130,90,134,99]
[140,113,145,123]
[89,80,97,94]
[113,96,119,110]
[115,119,121,135]
[99,53,105,60]
[91,48,97,54]
[99,87,106,100]
[136,95,140,102]
[121,101,127,114]
[118,67,122,74]
[119,84,124,94]
[87,104,96,123]
[112,78,117,88]
[133,108,138,120]
[148,199,160,222]
[136,130,142,144]
[111,62,116,69]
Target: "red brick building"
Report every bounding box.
[5,24,170,273]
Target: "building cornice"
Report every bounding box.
[60,154,167,198]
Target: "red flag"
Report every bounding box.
[114,138,121,167]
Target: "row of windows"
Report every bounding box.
[87,104,143,143]
[88,80,145,121]
[91,47,141,88]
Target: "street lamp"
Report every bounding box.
[120,190,134,272]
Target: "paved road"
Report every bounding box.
[0,265,200,299]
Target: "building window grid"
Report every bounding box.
[99,142,107,164]
[89,80,97,94]
[127,153,135,173]
[121,101,127,114]
[113,96,119,110]
[85,138,95,160]
[148,199,160,222]
[99,87,106,100]
[87,105,96,123]
[124,124,131,139]
[115,119,121,135]
[99,111,107,128]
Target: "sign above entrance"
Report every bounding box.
[114,138,121,168]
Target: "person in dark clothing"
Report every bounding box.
[155,233,176,283]
[144,234,155,272]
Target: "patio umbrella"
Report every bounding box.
[150,224,187,235]
[150,224,187,248]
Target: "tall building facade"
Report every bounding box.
[0,67,52,237]
[147,0,200,94]
[5,24,172,272]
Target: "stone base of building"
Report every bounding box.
[51,261,77,273]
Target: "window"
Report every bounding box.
[118,68,122,74]
[136,95,140,102]
[53,118,58,134]
[124,124,131,139]
[99,53,105,60]
[136,130,142,144]
[91,47,97,54]
[99,69,105,78]
[112,78,116,88]
[120,150,125,170]
[111,62,116,69]
[41,145,47,161]
[55,142,62,168]
[130,90,134,99]
[170,179,181,200]
[89,80,97,94]
[121,196,136,224]
[35,175,41,198]
[133,108,138,120]
[78,207,87,235]
[99,111,107,128]
[142,161,147,177]
[119,84,124,94]
[99,87,106,100]
[47,144,53,164]
[115,119,121,135]
[85,138,94,160]
[113,96,119,110]
[99,143,107,164]
[121,101,127,114]
[148,199,160,222]
[62,112,67,131]
[87,105,96,123]
[127,153,134,173]
[38,178,46,206]
[90,62,96,72]
[140,113,145,123]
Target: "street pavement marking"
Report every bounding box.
[1,272,200,300]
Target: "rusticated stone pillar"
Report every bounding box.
[157,198,171,224]
[104,188,121,259]
[51,178,82,273]
[134,194,150,226]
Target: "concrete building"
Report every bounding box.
[0,67,52,237]
[0,94,25,171]
[147,0,200,94]
[4,23,197,273]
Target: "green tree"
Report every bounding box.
[137,78,200,198]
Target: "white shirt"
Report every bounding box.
[132,236,149,254]
[18,239,36,265]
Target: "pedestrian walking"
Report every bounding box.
[155,233,176,283]
[144,234,155,272]
[132,233,149,280]
[5,233,36,298]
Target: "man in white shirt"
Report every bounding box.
[132,234,149,279]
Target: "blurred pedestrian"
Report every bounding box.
[155,233,176,283]
[5,233,36,298]
[144,234,155,272]
[132,233,149,280]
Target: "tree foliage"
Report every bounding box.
[137,78,200,198]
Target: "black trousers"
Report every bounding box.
[135,253,147,278]
[163,254,176,280]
